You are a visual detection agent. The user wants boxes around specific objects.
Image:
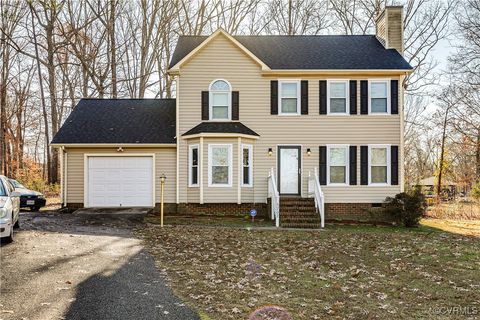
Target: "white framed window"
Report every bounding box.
[208,144,233,187]
[188,144,199,187]
[368,144,390,185]
[327,145,349,185]
[278,80,300,115]
[327,80,349,114]
[209,79,231,120]
[369,80,390,114]
[241,144,253,187]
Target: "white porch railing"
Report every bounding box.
[268,167,280,227]
[308,167,325,228]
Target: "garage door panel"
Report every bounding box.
[87,156,153,207]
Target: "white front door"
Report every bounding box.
[87,156,154,207]
[278,147,301,195]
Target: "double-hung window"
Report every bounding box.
[328,80,348,114]
[327,145,349,185]
[369,145,390,185]
[209,79,231,120]
[208,144,232,187]
[369,80,390,114]
[242,144,253,187]
[279,80,300,115]
[189,145,199,187]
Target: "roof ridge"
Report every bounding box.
[80,98,176,101]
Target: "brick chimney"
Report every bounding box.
[376,6,404,55]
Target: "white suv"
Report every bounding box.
[0,175,20,243]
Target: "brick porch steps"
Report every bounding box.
[280,197,321,229]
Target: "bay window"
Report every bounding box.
[188,145,199,187]
[208,144,232,187]
[242,144,253,187]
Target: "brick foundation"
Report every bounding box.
[176,203,268,218]
[325,203,394,223]
[66,203,84,210]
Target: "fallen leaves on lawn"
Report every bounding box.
[136,225,480,320]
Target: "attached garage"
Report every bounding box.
[86,155,154,207]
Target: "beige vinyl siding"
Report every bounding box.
[65,147,176,204]
[178,33,403,204]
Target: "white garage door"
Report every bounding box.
[87,156,153,207]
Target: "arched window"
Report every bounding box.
[209,79,231,120]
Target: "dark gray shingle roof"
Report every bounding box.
[182,122,259,137]
[169,35,412,70]
[52,99,176,144]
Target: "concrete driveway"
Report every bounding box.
[0,211,199,320]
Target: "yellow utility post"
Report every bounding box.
[160,174,166,227]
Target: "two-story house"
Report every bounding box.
[52,6,412,227]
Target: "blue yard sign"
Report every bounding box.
[250,209,257,223]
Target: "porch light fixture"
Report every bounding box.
[307,148,311,156]
[268,148,273,157]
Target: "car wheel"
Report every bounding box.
[5,225,14,243]
[13,219,20,229]
[31,206,39,212]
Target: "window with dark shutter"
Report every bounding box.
[201,91,209,120]
[349,146,357,185]
[391,80,399,115]
[360,80,368,115]
[349,80,357,115]
[301,80,308,115]
[319,80,327,114]
[391,145,399,185]
[360,146,368,185]
[232,91,239,120]
[319,146,327,185]
[270,80,278,115]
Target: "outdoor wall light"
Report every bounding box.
[307,148,311,156]
[268,148,273,156]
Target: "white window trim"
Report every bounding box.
[208,144,233,187]
[241,144,253,187]
[209,79,232,121]
[278,80,301,116]
[188,144,199,187]
[368,79,391,115]
[326,144,350,186]
[327,79,349,115]
[368,144,391,186]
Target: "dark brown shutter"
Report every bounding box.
[391,145,399,185]
[349,146,357,185]
[360,146,368,185]
[391,80,399,114]
[301,80,308,115]
[232,91,239,120]
[319,80,327,114]
[201,91,209,120]
[360,80,368,115]
[349,80,357,115]
[271,80,278,115]
[319,146,327,185]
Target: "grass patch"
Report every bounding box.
[136,220,480,319]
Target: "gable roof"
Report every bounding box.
[182,122,259,138]
[51,99,176,145]
[169,34,412,71]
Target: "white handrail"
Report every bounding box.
[308,168,325,228]
[268,167,280,227]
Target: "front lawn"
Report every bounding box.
[136,220,480,319]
